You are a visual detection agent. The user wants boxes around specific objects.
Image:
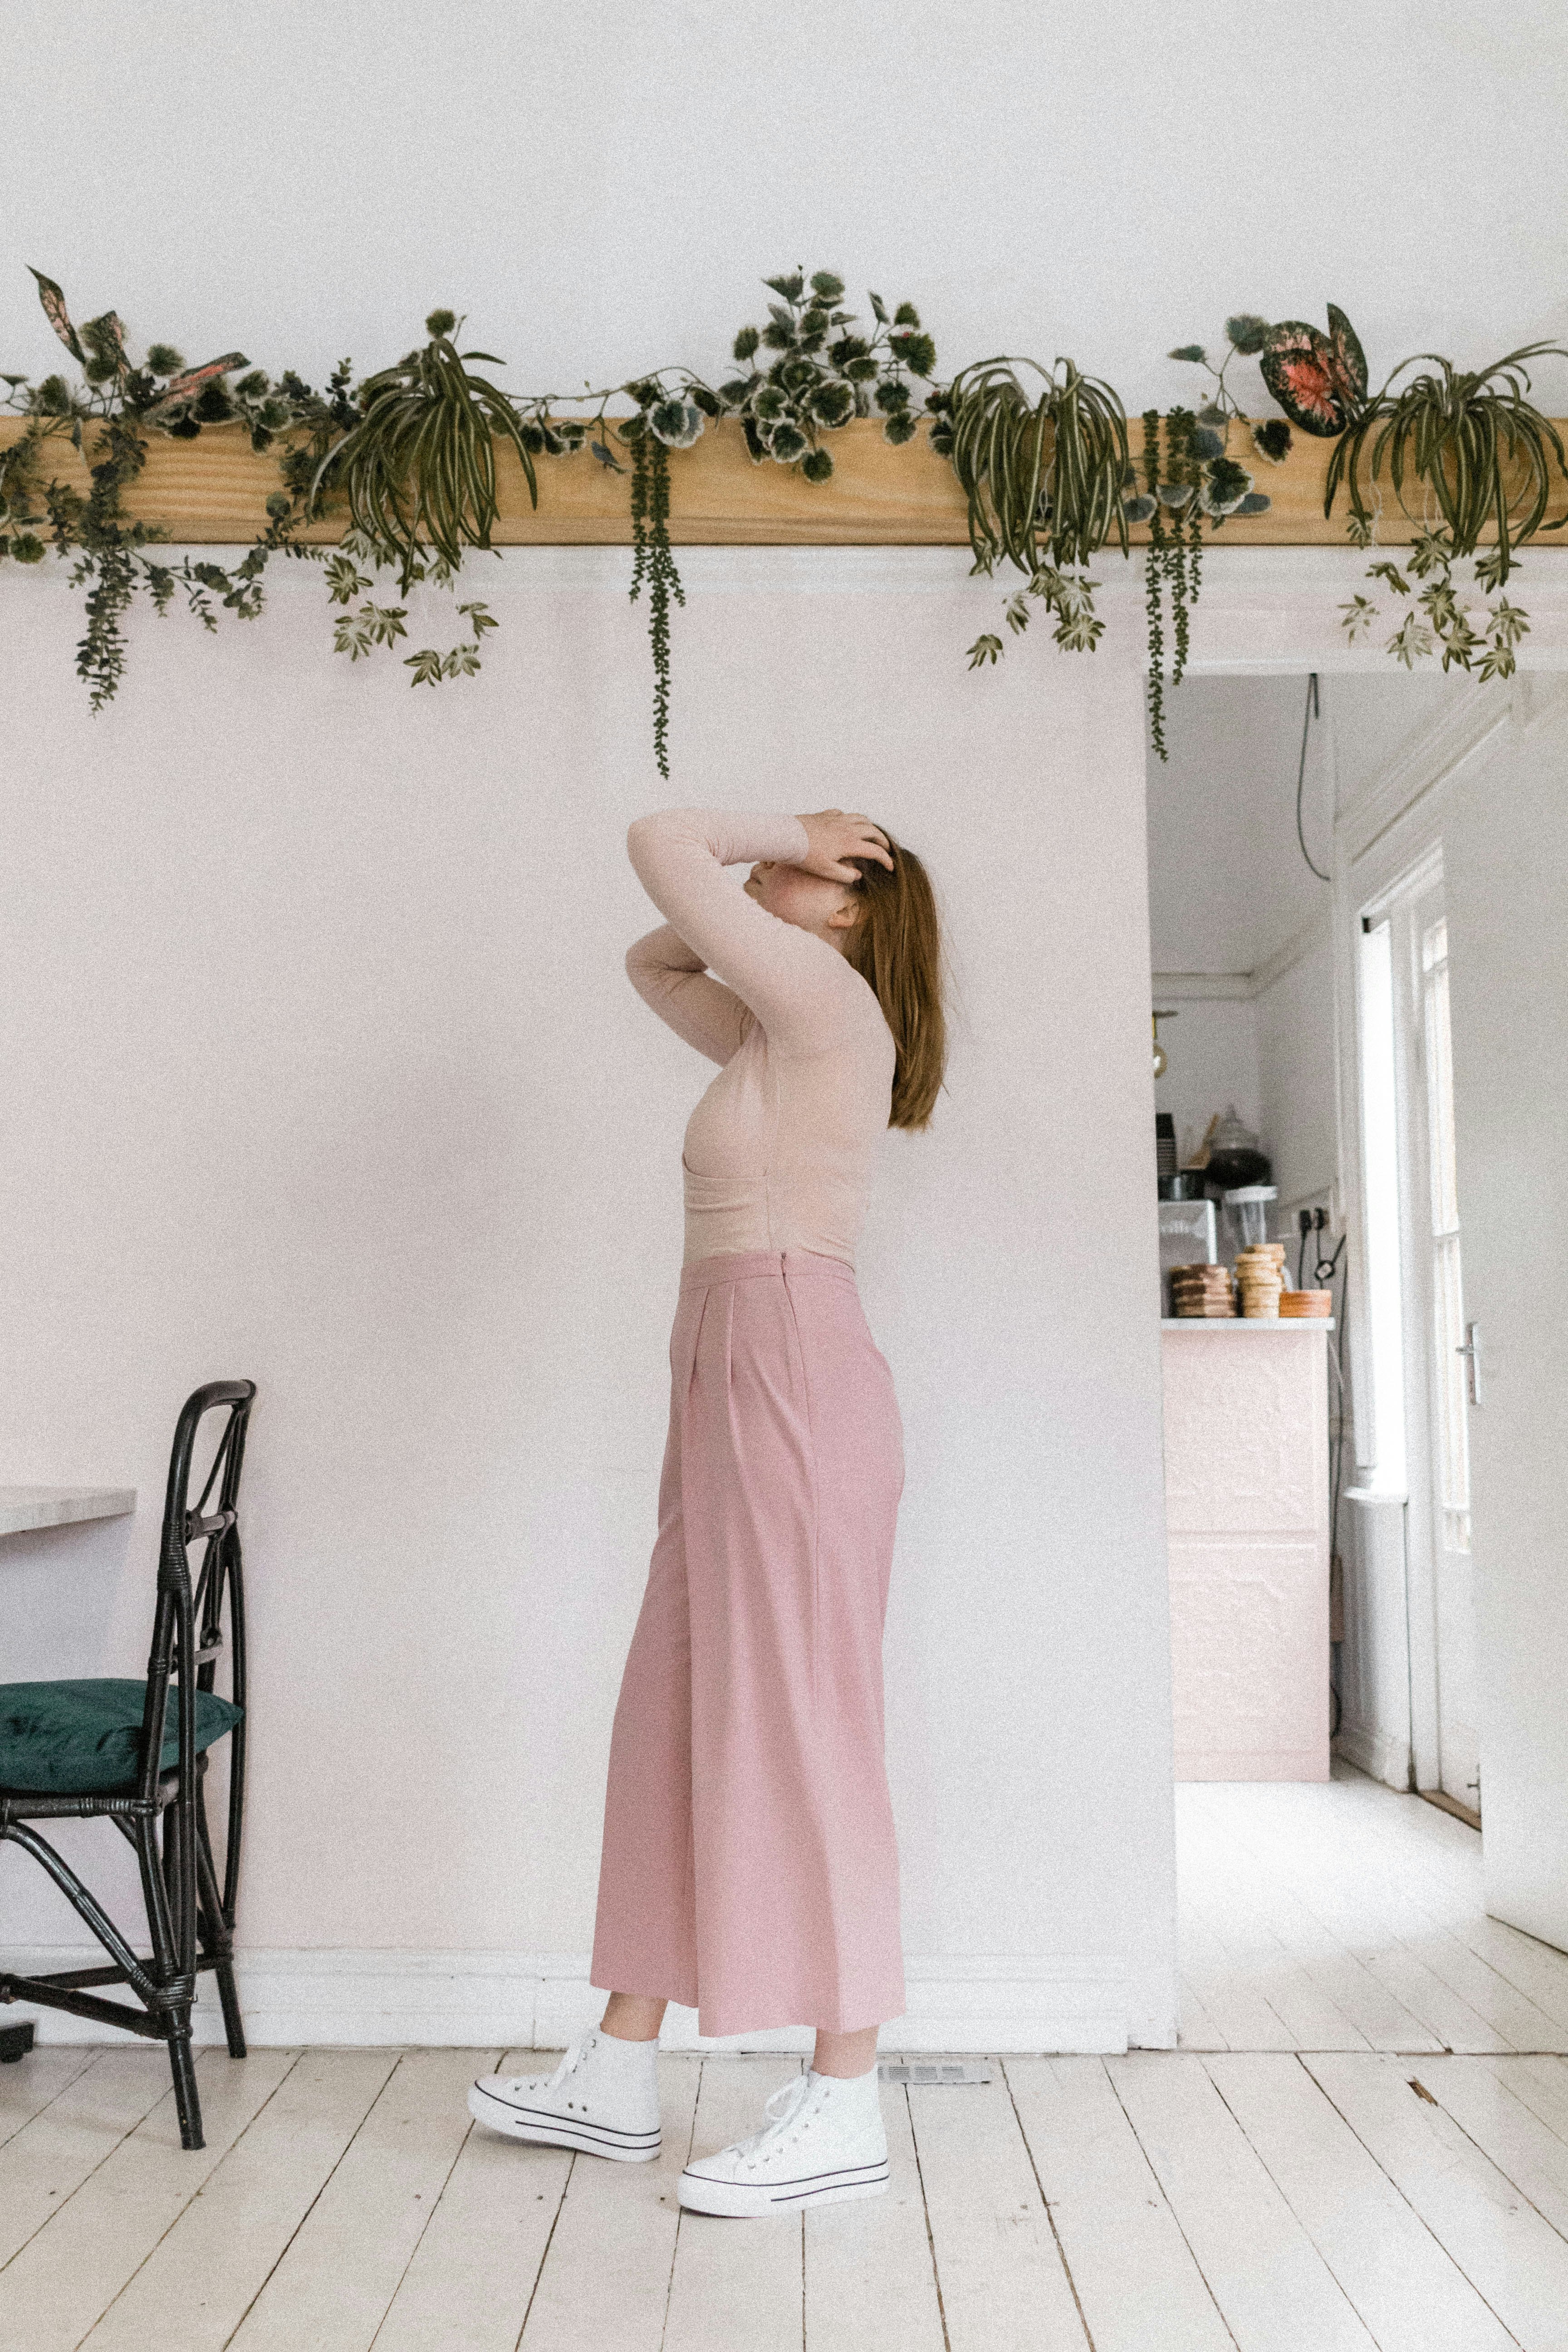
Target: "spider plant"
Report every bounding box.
[945,354,1130,575]
[1324,342,1568,580]
[311,310,539,592]
[940,357,1134,662]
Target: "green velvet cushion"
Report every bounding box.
[0,1679,243,1796]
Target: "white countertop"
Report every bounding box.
[0,1486,137,1538]
[1160,1318,1334,1332]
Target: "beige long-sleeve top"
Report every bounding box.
[625,808,897,1268]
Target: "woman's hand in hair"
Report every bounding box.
[793,809,894,882]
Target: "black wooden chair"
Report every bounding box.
[0,1379,255,2150]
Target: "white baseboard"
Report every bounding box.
[3,1947,1136,2056]
[1333,1717,1411,1791]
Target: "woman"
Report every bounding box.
[470,806,946,2218]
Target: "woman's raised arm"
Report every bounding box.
[625,923,754,1066]
[625,808,859,1054]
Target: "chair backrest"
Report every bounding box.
[137,1383,256,1841]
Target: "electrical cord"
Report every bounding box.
[1296,671,1329,882]
[1297,1212,1350,1739]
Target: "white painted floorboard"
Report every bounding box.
[372,2050,573,2352]
[803,2076,946,2352]
[2,1766,1568,2347]
[1004,2054,1234,2352]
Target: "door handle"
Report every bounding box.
[1455,1323,1481,1407]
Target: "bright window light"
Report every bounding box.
[1359,918,1406,1492]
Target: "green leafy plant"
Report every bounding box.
[939,357,1135,666]
[1,269,301,710]
[505,269,937,773]
[12,262,1567,765]
[715,270,937,478]
[1323,338,1568,680]
[1259,306,1368,437]
[623,410,684,776]
[309,309,538,586]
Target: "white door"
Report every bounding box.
[1362,861,1479,1814]
[1441,690,1568,1951]
[1401,885,1479,1812]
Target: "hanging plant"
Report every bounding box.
[1316,333,1568,680]
[294,309,551,687]
[517,269,936,771]
[10,263,1567,760]
[622,406,685,778]
[942,356,1137,669]
[1141,323,1279,756]
[0,269,302,710]
[313,308,540,568]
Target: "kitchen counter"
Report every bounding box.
[1159,1317,1335,1330]
[1161,1321,1331,1781]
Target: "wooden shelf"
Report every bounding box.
[4,413,1566,550]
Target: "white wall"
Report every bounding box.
[5,2,1566,412]
[1148,674,1340,1220]
[0,551,1177,2051]
[1322,676,1568,1801]
[1442,686,1568,1943]
[1152,998,1260,1173]
[1149,675,1334,980]
[1256,926,1338,1216]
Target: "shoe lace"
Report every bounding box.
[734,2073,812,2160]
[541,2036,593,2093]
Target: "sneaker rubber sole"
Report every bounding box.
[467,2079,661,2161]
[677,2157,890,2216]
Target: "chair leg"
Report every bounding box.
[196,1769,248,2051]
[194,1813,246,2058]
[212,1962,246,2062]
[166,2014,204,2151]
[137,1814,204,2146]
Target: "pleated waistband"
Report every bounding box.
[679,1246,858,1294]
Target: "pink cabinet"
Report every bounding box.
[1161,1323,1332,1781]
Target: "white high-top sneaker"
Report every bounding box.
[468,2029,662,2161]
[678,2065,889,2217]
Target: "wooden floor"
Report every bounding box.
[6,1764,1568,2350]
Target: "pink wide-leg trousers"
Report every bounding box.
[591,1247,906,2037]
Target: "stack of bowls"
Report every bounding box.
[1236,1243,1287,1319]
[1279,1288,1333,1319]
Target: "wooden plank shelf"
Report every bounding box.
[4,413,1567,550]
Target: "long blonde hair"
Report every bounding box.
[841,829,947,1132]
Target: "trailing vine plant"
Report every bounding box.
[1142,318,1280,755]
[0,270,313,710]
